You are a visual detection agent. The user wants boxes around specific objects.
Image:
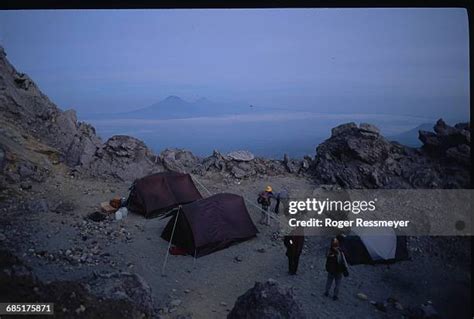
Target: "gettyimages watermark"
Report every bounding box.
[273,188,473,236]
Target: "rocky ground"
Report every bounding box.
[0,44,472,319]
[0,170,471,318]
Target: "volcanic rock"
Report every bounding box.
[160,148,199,173]
[85,135,163,182]
[227,280,306,319]
[283,154,301,174]
[87,272,154,318]
[313,121,470,189]
[226,150,255,162]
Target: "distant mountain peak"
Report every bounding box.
[164,95,184,102]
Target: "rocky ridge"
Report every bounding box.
[1,45,470,190]
[313,120,470,189]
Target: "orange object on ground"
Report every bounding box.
[109,196,122,209]
[101,201,117,214]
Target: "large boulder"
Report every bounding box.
[314,123,401,188]
[228,279,306,319]
[85,135,163,182]
[313,121,470,189]
[420,119,470,158]
[194,150,288,179]
[0,250,155,319]
[193,150,227,175]
[64,121,102,167]
[226,150,255,162]
[331,122,358,137]
[160,148,199,173]
[87,272,153,318]
[359,122,380,136]
[230,161,257,178]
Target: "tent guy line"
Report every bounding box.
[169,158,278,223]
[189,171,278,223]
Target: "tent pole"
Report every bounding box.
[161,205,181,276]
[193,248,197,269]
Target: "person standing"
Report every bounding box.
[324,238,348,300]
[257,185,274,225]
[283,227,305,275]
[274,187,289,215]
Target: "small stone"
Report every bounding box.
[20,182,32,190]
[184,289,191,294]
[234,256,243,262]
[75,305,86,314]
[267,278,277,285]
[357,293,368,301]
[394,302,404,311]
[220,302,227,306]
[387,296,398,303]
[170,299,182,307]
[257,248,266,253]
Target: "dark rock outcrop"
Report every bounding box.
[160,148,199,173]
[0,46,163,183]
[313,121,470,189]
[226,150,255,162]
[0,249,154,319]
[419,119,470,164]
[283,153,310,174]
[0,46,101,168]
[227,279,306,319]
[193,150,289,179]
[84,135,163,182]
[87,272,154,318]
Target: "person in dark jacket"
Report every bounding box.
[283,227,305,275]
[324,238,347,300]
[257,185,274,225]
[274,188,289,215]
